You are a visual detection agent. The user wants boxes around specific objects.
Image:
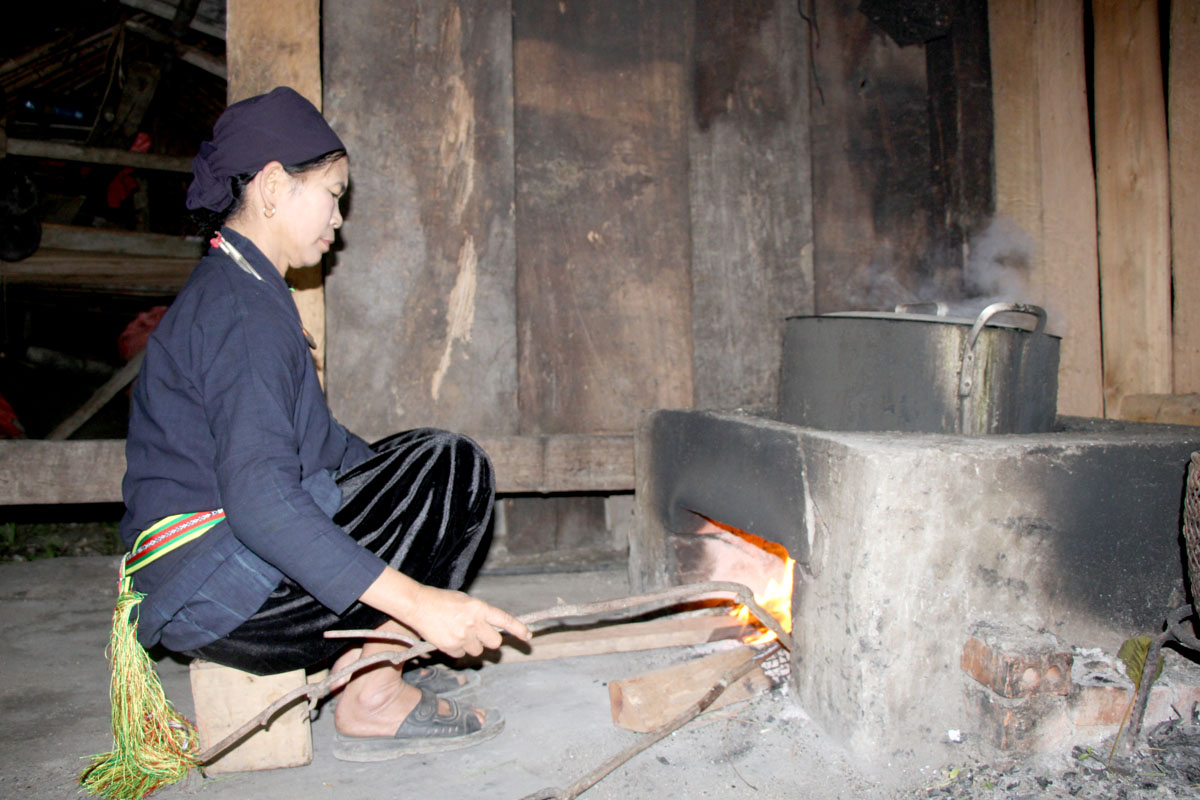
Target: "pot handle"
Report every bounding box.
[958,303,1048,398]
[894,301,950,316]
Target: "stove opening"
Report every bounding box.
[674,514,795,644]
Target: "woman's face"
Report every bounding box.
[275,157,349,269]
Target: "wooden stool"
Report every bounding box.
[189,660,318,773]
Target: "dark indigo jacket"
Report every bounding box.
[120,227,383,652]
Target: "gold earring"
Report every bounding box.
[264,205,276,218]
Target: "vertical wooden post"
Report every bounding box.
[989,0,1103,417]
[688,0,814,411]
[225,0,326,383]
[1093,0,1173,410]
[1171,1,1200,393]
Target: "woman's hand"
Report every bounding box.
[360,567,532,658]
[404,584,529,658]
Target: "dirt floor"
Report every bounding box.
[2,552,1197,800]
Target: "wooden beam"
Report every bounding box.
[0,440,128,505]
[609,646,772,732]
[1093,0,1173,411]
[39,224,204,259]
[478,434,634,493]
[1171,2,1200,393]
[226,0,326,383]
[0,250,193,293]
[4,138,193,173]
[119,0,226,40]
[124,20,227,79]
[1118,393,1200,427]
[0,434,634,505]
[46,352,146,441]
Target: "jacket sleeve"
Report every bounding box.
[333,418,375,473]
[199,289,385,614]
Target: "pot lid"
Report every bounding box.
[787,302,1060,338]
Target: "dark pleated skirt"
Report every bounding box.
[184,428,493,675]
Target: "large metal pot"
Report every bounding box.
[779,302,1060,434]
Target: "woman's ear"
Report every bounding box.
[256,161,288,215]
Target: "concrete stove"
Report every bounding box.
[632,408,1200,764]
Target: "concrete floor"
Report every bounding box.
[0,557,912,800]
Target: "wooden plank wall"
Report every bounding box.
[513,0,694,434]
[1093,0,1173,414]
[225,0,328,382]
[688,0,813,410]
[989,0,1103,417]
[1171,2,1200,394]
[991,0,1200,420]
[509,0,692,567]
[808,0,939,313]
[318,1,815,568]
[925,0,995,282]
[323,2,519,440]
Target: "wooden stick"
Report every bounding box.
[329,614,746,664]
[521,643,783,800]
[194,581,792,765]
[328,582,794,650]
[1122,604,1200,749]
[46,351,145,441]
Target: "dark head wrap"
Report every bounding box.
[186,86,345,212]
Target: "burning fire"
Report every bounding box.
[694,516,795,645]
[733,551,795,644]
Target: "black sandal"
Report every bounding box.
[404,664,481,697]
[332,687,504,762]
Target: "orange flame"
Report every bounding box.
[733,553,795,644]
[691,515,795,645]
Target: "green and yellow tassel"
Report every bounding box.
[79,570,199,800]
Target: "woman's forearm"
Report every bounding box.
[358,566,531,657]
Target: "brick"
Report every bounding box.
[970,686,1067,752]
[961,625,1073,698]
[1071,684,1132,726]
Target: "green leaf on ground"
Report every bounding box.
[1118,636,1164,689]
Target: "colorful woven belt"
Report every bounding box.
[121,509,226,586]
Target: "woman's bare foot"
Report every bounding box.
[332,620,484,738]
[334,663,486,737]
[328,646,363,693]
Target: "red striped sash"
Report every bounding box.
[124,509,226,577]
